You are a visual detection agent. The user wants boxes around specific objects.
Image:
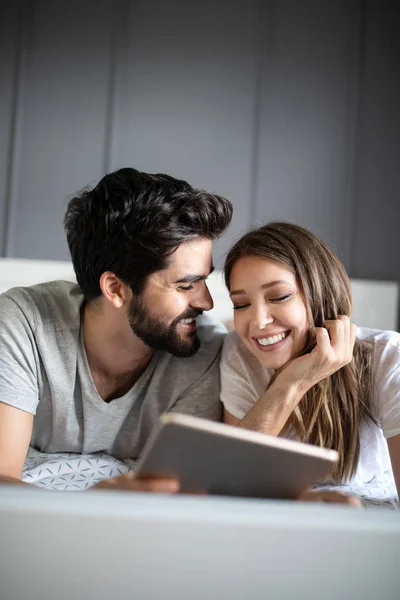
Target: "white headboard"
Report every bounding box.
[0,259,398,331]
[0,258,76,296]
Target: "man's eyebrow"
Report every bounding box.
[230,279,290,297]
[174,266,214,284]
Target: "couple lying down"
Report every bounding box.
[0,168,399,506]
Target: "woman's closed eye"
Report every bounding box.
[233,294,292,310]
[232,303,250,311]
[270,294,292,303]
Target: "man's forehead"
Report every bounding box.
[154,238,213,283]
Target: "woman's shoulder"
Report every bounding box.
[357,327,400,384]
[220,331,273,401]
[221,330,248,363]
[357,327,400,359]
[222,329,242,351]
[221,330,266,370]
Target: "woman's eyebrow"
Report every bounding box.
[230,279,291,297]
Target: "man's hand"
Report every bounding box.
[298,488,362,507]
[91,472,180,493]
[276,316,357,394]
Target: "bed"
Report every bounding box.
[1,257,399,509]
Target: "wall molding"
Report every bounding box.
[1,0,32,257]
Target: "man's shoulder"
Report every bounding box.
[0,280,83,330]
[196,313,227,347]
[145,315,225,408]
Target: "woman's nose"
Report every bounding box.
[252,304,273,328]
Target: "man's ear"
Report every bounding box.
[99,272,132,309]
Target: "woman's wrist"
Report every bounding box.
[268,378,308,410]
[236,379,308,436]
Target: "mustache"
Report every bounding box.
[172,308,203,327]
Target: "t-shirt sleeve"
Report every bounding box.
[373,335,400,439]
[0,293,39,415]
[220,332,265,420]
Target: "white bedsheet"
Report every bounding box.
[22,447,399,511]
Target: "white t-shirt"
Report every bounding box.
[220,327,400,485]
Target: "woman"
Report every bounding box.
[221,222,400,495]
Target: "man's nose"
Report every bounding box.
[194,282,214,312]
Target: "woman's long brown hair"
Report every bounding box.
[224,222,375,483]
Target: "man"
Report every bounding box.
[0,167,232,492]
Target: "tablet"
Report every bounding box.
[135,413,339,499]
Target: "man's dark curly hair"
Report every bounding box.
[64,167,232,300]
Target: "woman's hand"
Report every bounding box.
[235,317,356,436]
[275,316,356,394]
[298,488,362,507]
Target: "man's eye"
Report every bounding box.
[177,285,194,291]
[232,303,250,311]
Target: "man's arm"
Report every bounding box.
[0,402,180,493]
[0,293,182,493]
[0,292,40,486]
[0,403,33,485]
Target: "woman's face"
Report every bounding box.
[229,255,309,370]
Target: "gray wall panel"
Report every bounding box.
[0,1,21,255]
[5,0,114,260]
[254,0,360,267]
[351,0,400,281]
[0,0,399,296]
[110,0,260,264]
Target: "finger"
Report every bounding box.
[91,472,134,489]
[298,489,361,507]
[297,488,318,501]
[92,474,180,493]
[337,316,356,363]
[314,327,331,354]
[319,491,362,507]
[338,315,352,352]
[133,477,180,494]
[325,318,344,349]
[297,489,333,503]
[350,322,357,351]
[337,315,350,346]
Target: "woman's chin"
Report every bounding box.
[257,352,290,371]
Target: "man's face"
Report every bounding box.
[128,238,214,357]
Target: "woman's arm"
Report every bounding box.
[228,317,356,435]
[234,378,306,435]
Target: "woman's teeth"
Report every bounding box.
[180,318,195,325]
[256,332,287,346]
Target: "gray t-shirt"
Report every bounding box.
[0,281,225,459]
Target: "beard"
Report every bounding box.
[128,296,202,358]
